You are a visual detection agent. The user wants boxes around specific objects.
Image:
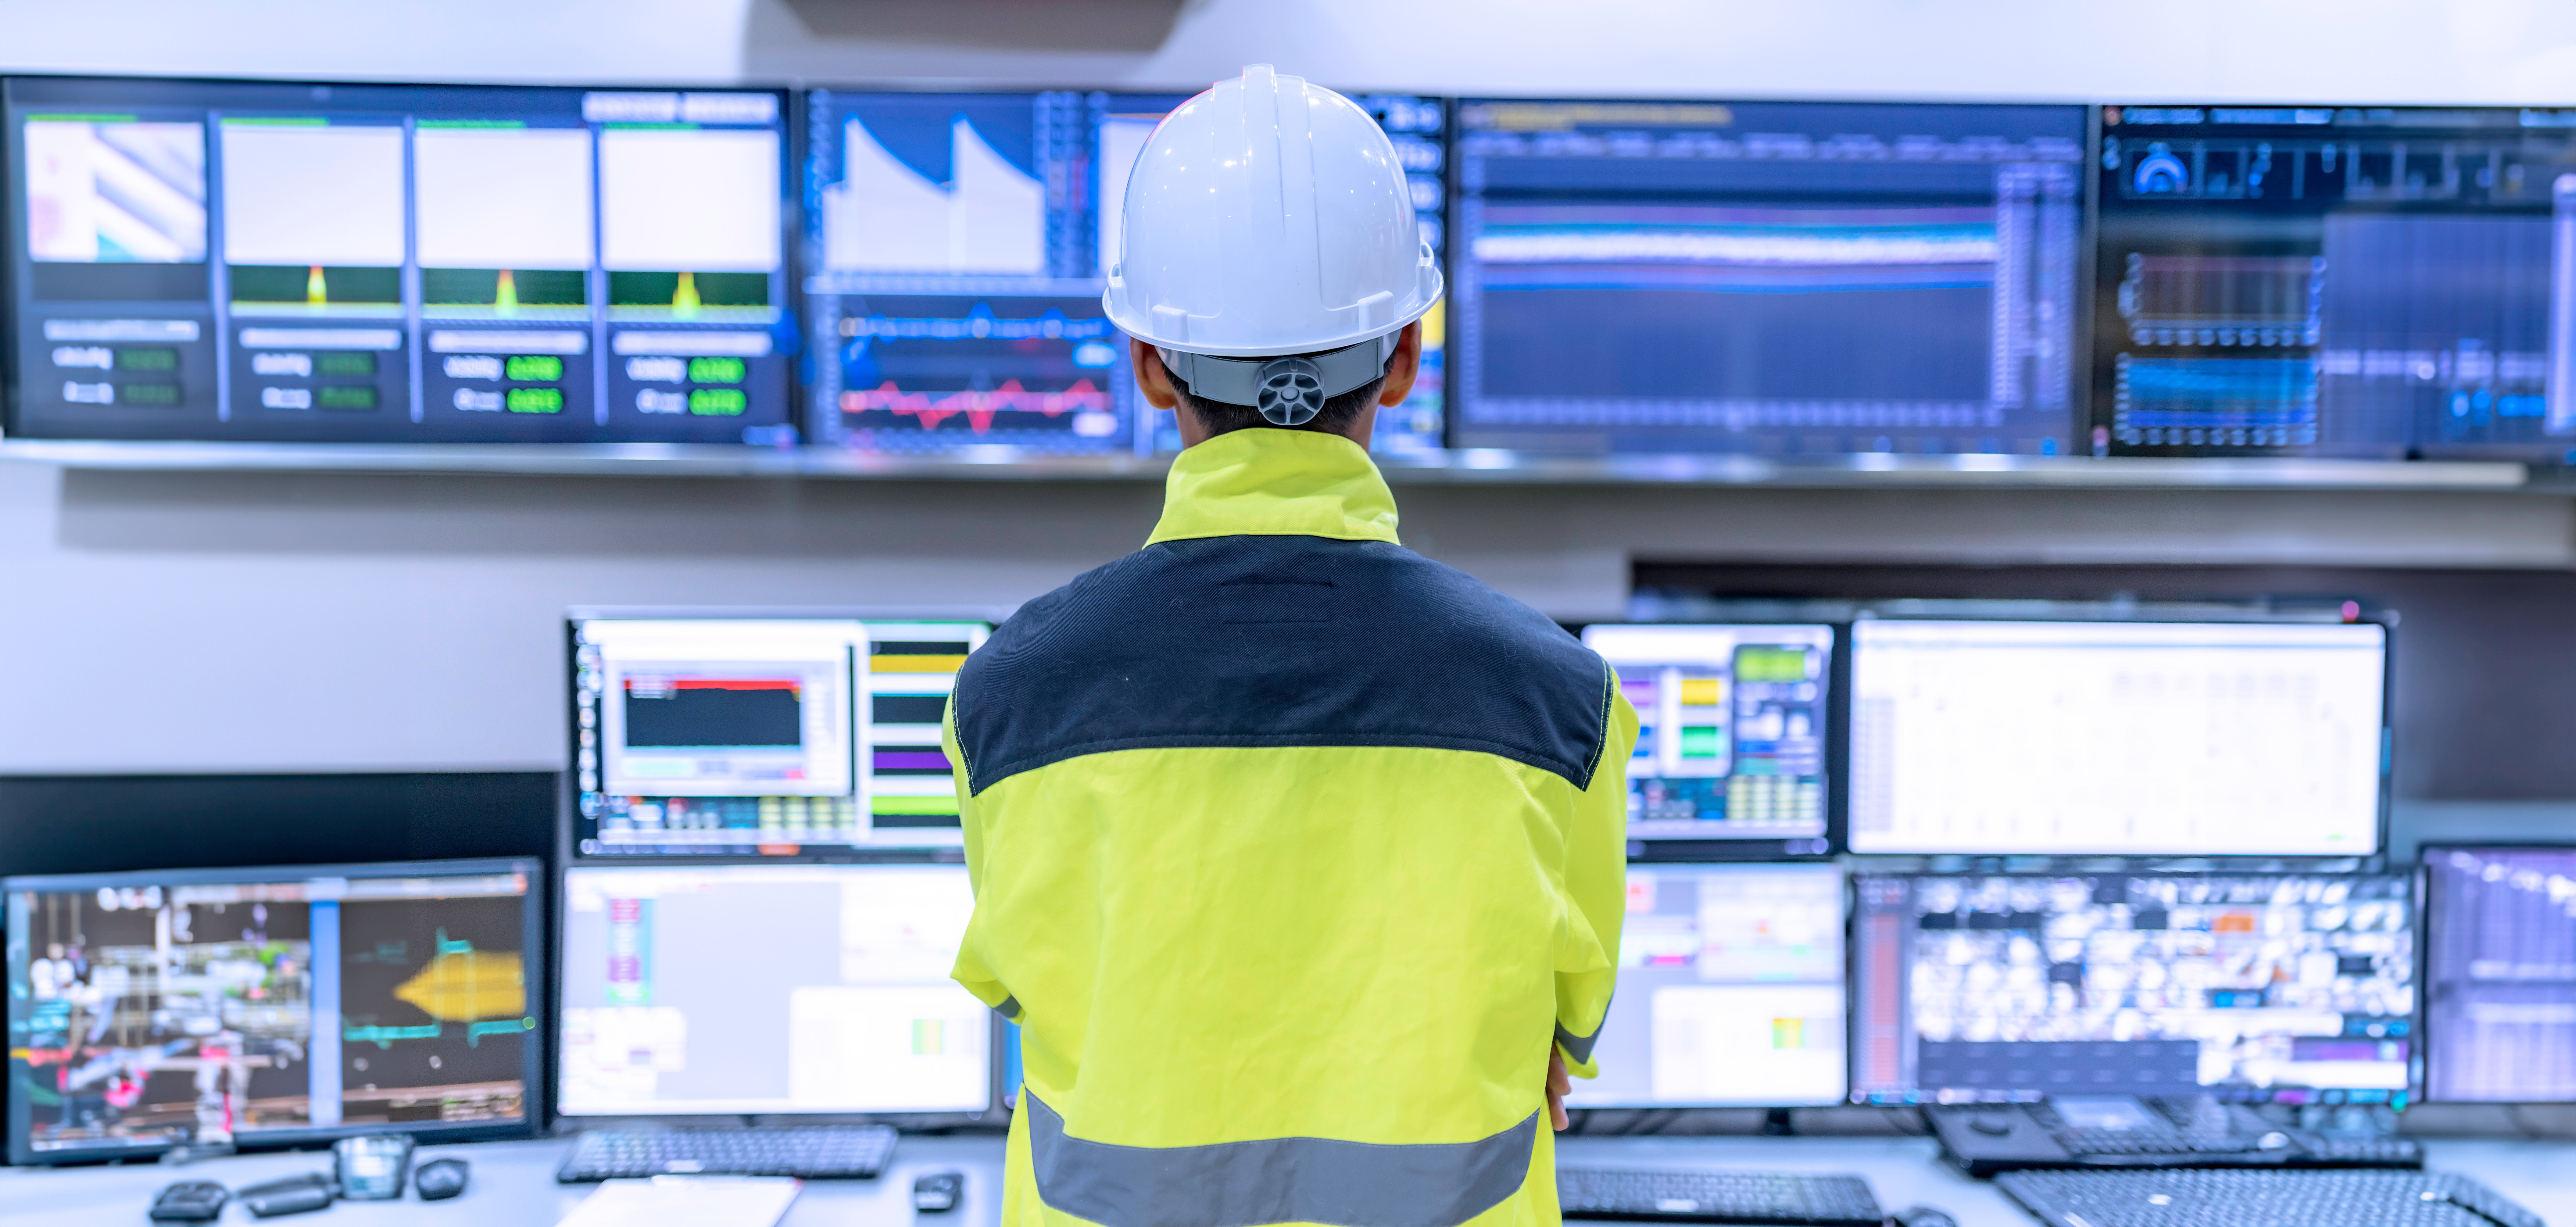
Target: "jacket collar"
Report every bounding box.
[1144,428,1401,546]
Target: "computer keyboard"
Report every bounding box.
[1559,1167,1885,1225]
[1997,1168,2544,1227]
[555,1124,899,1181]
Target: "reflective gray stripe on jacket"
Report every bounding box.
[1025,1092,1537,1227]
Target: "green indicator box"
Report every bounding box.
[688,356,745,384]
[505,355,563,381]
[871,795,960,816]
[316,386,377,411]
[1678,725,1724,759]
[507,387,565,413]
[689,388,747,416]
[120,383,182,406]
[115,347,178,373]
[1734,645,1811,684]
[316,352,377,377]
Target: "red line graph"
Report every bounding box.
[839,379,1111,434]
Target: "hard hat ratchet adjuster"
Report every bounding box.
[1157,332,1400,427]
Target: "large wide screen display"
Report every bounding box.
[2094,105,2576,462]
[1451,99,2086,457]
[1847,620,2387,856]
[5,77,792,444]
[802,88,1447,457]
[1852,873,2416,1106]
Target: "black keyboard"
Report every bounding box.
[556,1124,898,1181]
[1998,1168,2543,1227]
[1560,1167,1885,1225]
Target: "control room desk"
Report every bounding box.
[1,1135,2571,1226]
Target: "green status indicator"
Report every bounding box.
[505,355,563,382]
[507,387,564,414]
[316,352,376,377]
[689,388,747,416]
[688,356,746,384]
[316,386,377,411]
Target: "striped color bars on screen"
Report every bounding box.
[862,631,977,830]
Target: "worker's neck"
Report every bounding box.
[1173,404,1379,450]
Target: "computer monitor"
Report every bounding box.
[569,614,991,856]
[4,859,541,1164]
[1850,872,2417,1106]
[1846,619,2387,856]
[1450,99,2087,456]
[4,77,791,445]
[1566,862,1847,1107]
[1580,623,1835,846]
[554,863,992,1117]
[2094,105,2576,461]
[2423,845,2576,1102]
[801,88,1446,457]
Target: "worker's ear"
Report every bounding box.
[1376,321,1423,408]
[1132,339,1212,446]
[1131,338,1181,410]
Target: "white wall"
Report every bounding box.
[8,0,2576,106]
[5,458,2568,774]
[3,1,2576,774]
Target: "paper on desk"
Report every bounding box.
[556,1175,802,1227]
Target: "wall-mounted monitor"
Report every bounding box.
[4,77,792,445]
[2094,104,2576,462]
[1451,99,2087,457]
[801,87,1447,458]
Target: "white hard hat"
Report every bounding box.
[1104,65,1443,425]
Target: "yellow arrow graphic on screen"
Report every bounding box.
[392,930,527,1022]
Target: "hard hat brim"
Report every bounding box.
[1104,263,1444,359]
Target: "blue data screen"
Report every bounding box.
[804,89,1446,457]
[1451,99,2086,457]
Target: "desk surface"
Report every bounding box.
[0,1133,2567,1226]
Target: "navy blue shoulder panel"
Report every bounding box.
[953,536,1612,794]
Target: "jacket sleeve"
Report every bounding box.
[945,699,1017,1021]
[1555,669,1639,1079]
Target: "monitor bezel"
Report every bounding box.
[1572,619,1849,859]
[1844,867,2424,1107]
[1560,859,1852,1111]
[0,72,802,447]
[1839,614,2396,859]
[2416,842,2576,1105]
[2,856,546,1166]
[547,857,1001,1128]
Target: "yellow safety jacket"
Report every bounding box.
[945,427,1636,1227]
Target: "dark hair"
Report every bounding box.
[1173,348,1394,438]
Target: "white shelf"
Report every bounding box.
[0,438,2536,491]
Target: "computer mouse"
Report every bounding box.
[1891,1205,1958,1227]
[237,1172,335,1218]
[914,1171,964,1212]
[147,1179,229,1222]
[414,1157,471,1201]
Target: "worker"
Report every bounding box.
[944,66,1637,1227]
